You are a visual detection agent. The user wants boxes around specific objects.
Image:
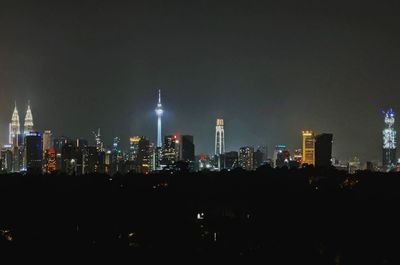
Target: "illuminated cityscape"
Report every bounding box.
[1,1,400,262]
[1,96,397,174]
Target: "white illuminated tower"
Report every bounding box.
[93,128,104,152]
[9,102,21,145]
[24,101,34,134]
[155,89,163,148]
[215,118,225,155]
[382,108,397,169]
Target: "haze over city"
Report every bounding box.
[1,0,400,162]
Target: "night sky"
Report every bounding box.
[1,0,400,162]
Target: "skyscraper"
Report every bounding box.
[215,119,225,155]
[239,146,254,171]
[162,135,180,166]
[302,130,315,166]
[1,145,13,173]
[44,147,57,173]
[42,130,53,153]
[382,108,397,169]
[273,145,286,168]
[128,136,151,173]
[24,132,42,173]
[10,103,21,172]
[155,89,163,148]
[24,101,34,134]
[93,128,104,152]
[9,102,20,145]
[315,133,333,167]
[181,135,195,162]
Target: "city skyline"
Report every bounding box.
[1,1,400,162]
[2,96,396,166]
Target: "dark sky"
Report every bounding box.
[1,0,400,162]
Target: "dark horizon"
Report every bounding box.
[1,0,400,162]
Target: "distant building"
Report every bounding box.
[315,133,333,167]
[23,101,34,135]
[54,136,71,154]
[61,142,81,175]
[24,132,42,173]
[155,89,164,148]
[302,130,315,166]
[128,136,151,173]
[239,146,254,171]
[273,145,286,168]
[382,109,397,170]
[215,119,225,155]
[348,157,361,174]
[181,135,195,162]
[53,136,72,171]
[196,154,212,171]
[253,147,265,169]
[110,137,124,175]
[76,138,88,149]
[222,151,239,170]
[42,130,53,153]
[10,103,21,172]
[44,147,57,173]
[293,149,302,165]
[1,145,13,173]
[275,150,290,168]
[162,135,180,166]
[215,119,225,170]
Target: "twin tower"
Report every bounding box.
[9,101,34,144]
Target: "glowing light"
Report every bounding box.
[382,108,396,149]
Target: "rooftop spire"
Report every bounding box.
[158,89,161,104]
[11,101,20,136]
[24,100,34,134]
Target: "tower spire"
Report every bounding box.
[10,101,21,144]
[24,100,34,134]
[155,89,164,148]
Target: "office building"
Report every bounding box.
[382,109,397,169]
[24,132,42,173]
[315,133,333,167]
[302,130,315,166]
[239,146,254,171]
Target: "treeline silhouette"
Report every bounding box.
[0,166,400,263]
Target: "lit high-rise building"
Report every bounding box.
[23,101,34,135]
[128,136,151,173]
[42,130,53,153]
[24,132,42,173]
[44,147,57,173]
[155,89,163,148]
[382,108,397,169]
[302,130,315,166]
[9,102,20,145]
[273,145,286,168]
[10,103,21,172]
[93,128,104,152]
[293,149,302,164]
[162,135,180,166]
[1,145,13,173]
[215,119,225,155]
[239,146,254,171]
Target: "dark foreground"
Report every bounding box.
[0,167,399,263]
